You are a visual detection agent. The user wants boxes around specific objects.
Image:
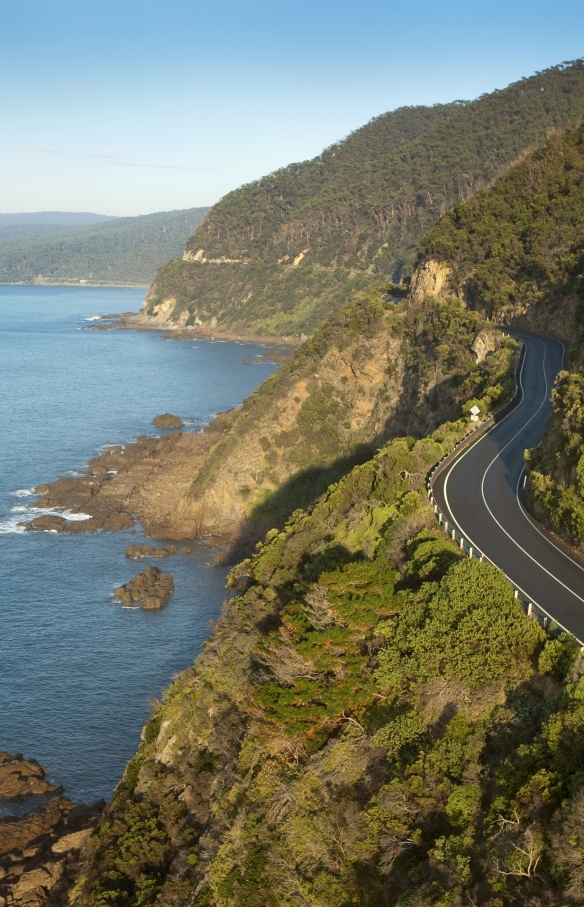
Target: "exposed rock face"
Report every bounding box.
[152,413,184,429]
[0,753,101,907]
[0,754,59,798]
[114,567,174,609]
[471,329,497,363]
[125,544,177,560]
[409,259,451,303]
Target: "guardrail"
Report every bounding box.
[426,335,583,647]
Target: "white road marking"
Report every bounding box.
[441,334,584,607]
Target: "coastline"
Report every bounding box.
[0,281,149,289]
[93,310,303,347]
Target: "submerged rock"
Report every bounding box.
[125,543,177,560]
[152,413,184,429]
[114,566,174,609]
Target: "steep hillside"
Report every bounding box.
[143,292,516,551]
[76,409,584,907]
[525,368,584,547]
[141,60,584,338]
[415,121,584,337]
[0,208,209,286]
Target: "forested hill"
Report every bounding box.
[413,120,584,338]
[0,207,209,286]
[143,59,584,338]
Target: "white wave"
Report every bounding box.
[11,487,38,497]
[9,505,93,523]
[0,517,26,535]
[84,315,102,321]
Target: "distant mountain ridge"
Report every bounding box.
[0,212,115,226]
[143,59,584,338]
[0,207,210,286]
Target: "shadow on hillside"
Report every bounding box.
[227,371,464,563]
[228,448,374,563]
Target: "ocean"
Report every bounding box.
[0,285,279,809]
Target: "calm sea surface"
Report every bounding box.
[0,286,278,809]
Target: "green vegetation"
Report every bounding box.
[0,207,209,285]
[418,122,584,323]
[77,413,584,907]
[184,289,517,549]
[526,368,584,545]
[72,61,584,907]
[146,60,584,338]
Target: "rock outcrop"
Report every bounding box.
[0,754,59,799]
[23,515,69,534]
[471,329,497,363]
[114,567,174,609]
[409,259,451,303]
[152,413,184,429]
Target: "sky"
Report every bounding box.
[0,0,583,216]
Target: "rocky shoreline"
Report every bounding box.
[22,409,237,541]
[88,312,297,361]
[0,754,102,907]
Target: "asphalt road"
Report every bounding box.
[432,330,584,644]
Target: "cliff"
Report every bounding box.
[140,60,584,339]
[163,293,515,551]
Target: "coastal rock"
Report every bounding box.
[180,546,191,554]
[23,515,67,533]
[152,413,184,429]
[114,567,174,609]
[0,754,101,907]
[27,425,226,536]
[0,754,59,798]
[125,543,177,560]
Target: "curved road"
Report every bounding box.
[432,330,584,644]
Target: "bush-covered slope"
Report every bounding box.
[0,208,209,286]
[143,60,584,338]
[160,292,516,550]
[415,121,584,335]
[526,368,584,546]
[76,414,584,907]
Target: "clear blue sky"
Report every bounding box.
[1,0,583,216]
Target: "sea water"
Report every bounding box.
[0,285,279,808]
